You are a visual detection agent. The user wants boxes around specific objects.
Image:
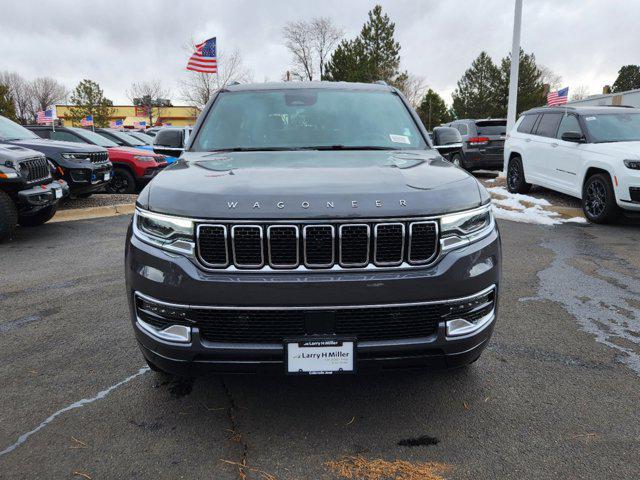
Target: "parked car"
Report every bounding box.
[0,116,112,198]
[94,128,177,164]
[126,130,155,145]
[0,144,68,241]
[504,105,640,223]
[127,81,500,377]
[28,126,168,194]
[445,118,507,171]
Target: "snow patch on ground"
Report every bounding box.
[488,186,551,206]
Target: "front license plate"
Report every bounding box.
[54,188,62,199]
[286,339,355,375]
[104,172,111,181]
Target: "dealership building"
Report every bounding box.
[567,88,640,108]
[54,105,199,127]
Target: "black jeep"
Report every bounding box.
[0,143,69,241]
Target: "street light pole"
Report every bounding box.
[504,0,523,172]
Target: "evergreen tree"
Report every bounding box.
[496,49,546,116]
[325,5,404,84]
[451,52,501,119]
[0,84,17,121]
[416,89,451,130]
[67,79,115,127]
[611,65,640,93]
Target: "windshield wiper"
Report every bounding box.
[301,145,397,151]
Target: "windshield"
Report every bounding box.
[0,116,40,141]
[106,130,146,146]
[192,89,427,152]
[582,113,640,143]
[70,127,118,147]
[128,131,154,144]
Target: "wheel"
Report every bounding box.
[0,190,18,242]
[77,193,92,199]
[506,156,532,194]
[106,168,136,194]
[451,153,464,169]
[582,173,621,224]
[18,204,57,227]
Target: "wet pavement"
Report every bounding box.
[1,215,639,479]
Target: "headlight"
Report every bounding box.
[623,159,640,170]
[133,209,195,254]
[440,205,494,252]
[61,153,89,160]
[134,155,157,163]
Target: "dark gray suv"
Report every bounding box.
[446,118,507,171]
[125,82,501,376]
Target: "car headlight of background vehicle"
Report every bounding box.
[440,204,495,252]
[623,159,640,170]
[134,155,157,163]
[133,209,195,255]
[61,152,89,160]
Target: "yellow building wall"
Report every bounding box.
[55,105,200,127]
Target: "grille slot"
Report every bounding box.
[339,224,370,267]
[408,221,438,264]
[198,225,228,267]
[268,225,299,268]
[19,156,50,183]
[232,226,264,268]
[134,287,496,344]
[303,225,334,267]
[88,151,109,163]
[374,223,404,266]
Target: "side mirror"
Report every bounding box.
[153,129,185,156]
[561,131,586,143]
[432,127,463,156]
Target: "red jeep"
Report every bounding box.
[28,126,168,193]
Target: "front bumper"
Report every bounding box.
[58,162,113,194]
[125,224,501,375]
[16,180,68,211]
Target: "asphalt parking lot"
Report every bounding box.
[1,215,639,479]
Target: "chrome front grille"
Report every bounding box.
[88,151,110,163]
[196,219,438,271]
[19,156,50,183]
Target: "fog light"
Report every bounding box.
[446,309,495,337]
[137,318,191,343]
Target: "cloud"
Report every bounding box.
[1,0,637,104]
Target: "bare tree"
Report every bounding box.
[0,71,32,123]
[283,20,315,81]
[396,74,428,108]
[283,18,343,81]
[29,76,68,122]
[179,49,252,110]
[310,17,344,79]
[127,80,171,126]
[539,65,562,91]
[570,85,590,102]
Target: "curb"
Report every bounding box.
[50,203,136,223]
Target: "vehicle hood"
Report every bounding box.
[0,143,46,162]
[585,141,640,159]
[142,150,486,219]
[107,146,160,157]
[5,138,107,154]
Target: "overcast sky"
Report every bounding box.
[1,0,638,105]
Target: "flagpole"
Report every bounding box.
[504,0,523,173]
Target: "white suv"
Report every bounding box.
[504,106,640,223]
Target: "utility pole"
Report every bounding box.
[504,0,523,172]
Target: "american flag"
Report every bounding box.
[547,87,569,106]
[133,121,147,129]
[186,37,217,73]
[36,109,54,124]
[80,115,94,127]
[109,119,124,129]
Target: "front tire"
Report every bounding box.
[18,204,57,227]
[506,156,531,194]
[582,173,621,224]
[106,168,136,194]
[0,190,18,242]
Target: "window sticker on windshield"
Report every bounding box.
[389,134,410,144]
[585,116,596,121]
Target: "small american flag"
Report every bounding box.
[109,119,124,129]
[187,37,217,73]
[36,109,54,124]
[133,121,147,129]
[80,115,94,127]
[547,87,569,106]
